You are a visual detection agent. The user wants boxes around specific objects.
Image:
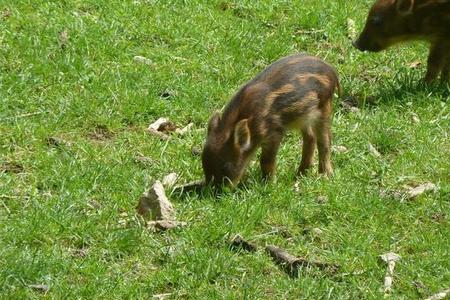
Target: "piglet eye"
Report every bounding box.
[371,16,383,26]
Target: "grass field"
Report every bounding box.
[1,0,449,299]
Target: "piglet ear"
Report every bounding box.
[395,0,414,14]
[234,119,251,152]
[207,111,221,134]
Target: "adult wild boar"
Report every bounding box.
[353,0,450,83]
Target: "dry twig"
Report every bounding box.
[379,252,401,294]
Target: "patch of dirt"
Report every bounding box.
[87,125,114,141]
[69,247,89,258]
[339,95,361,112]
[219,2,232,10]
[1,162,24,174]
[431,212,446,223]
[134,155,156,167]
[59,30,69,50]
[159,89,177,99]
[218,2,254,19]
[191,146,202,156]
[46,136,72,148]
[0,8,12,19]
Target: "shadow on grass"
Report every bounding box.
[171,172,274,201]
[342,73,449,110]
[373,73,450,104]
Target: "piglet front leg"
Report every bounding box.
[260,135,282,181]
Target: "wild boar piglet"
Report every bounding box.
[202,53,341,186]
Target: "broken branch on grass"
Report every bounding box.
[134,154,156,166]
[265,245,339,277]
[172,180,205,194]
[147,220,187,231]
[424,287,450,300]
[162,172,178,187]
[379,252,401,294]
[406,183,437,200]
[147,118,175,140]
[2,111,47,121]
[229,234,258,252]
[347,18,357,40]
[134,55,154,66]
[27,284,50,293]
[293,28,326,35]
[147,118,194,140]
[368,143,381,158]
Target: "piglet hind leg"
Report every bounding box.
[314,119,333,177]
[297,126,316,176]
[260,135,282,181]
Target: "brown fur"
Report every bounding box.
[354,0,450,82]
[202,53,340,186]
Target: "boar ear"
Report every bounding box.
[395,0,414,14]
[234,119,251,152]
[207,111,221,134]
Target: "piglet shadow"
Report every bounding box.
[171,180,230,200]
[170,177,258,200]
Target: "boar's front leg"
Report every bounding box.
[260,134,282,181]
[441,46,450,82]
[442,61,450,82]
[425,41,448,83]
[297,126,316,176]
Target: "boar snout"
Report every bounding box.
[352,39,365,51]
[353,34,383,52]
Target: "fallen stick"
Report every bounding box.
[2,111,47,121]
[27,284,50,293]
[229,234,258,252]
[147,117,174,140]
[293,29,326,35]
[152,293,172,300]
[347,18,357,40]
[172,180,204,194]
[406,183,437,200]
[147,129,170,140]
[379,252,401,294]
[162,172,178,187]
[424,288,450,300]
[265,245,339,277]
[147,220,187,231]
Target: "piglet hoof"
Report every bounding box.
[261,173,275,183]
[440,76,449,84]
[423,74,438,85]
[319,169,333,178]
[295,167,310,178]
[322,172,333,179]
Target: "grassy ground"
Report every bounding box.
[1,0,449,299]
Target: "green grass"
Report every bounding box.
[1,0,449,299]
